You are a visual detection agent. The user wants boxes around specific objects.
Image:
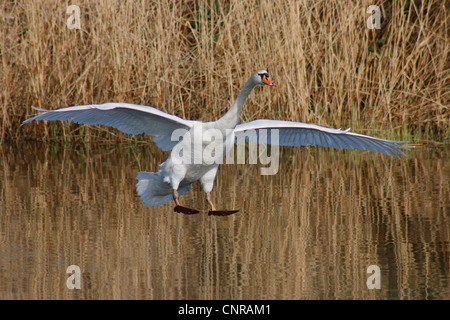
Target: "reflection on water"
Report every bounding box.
[0,142,449,299]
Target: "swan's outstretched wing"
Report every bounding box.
[22,102,195,151]
[234,119,409,158]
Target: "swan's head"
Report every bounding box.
[252,70,275,86]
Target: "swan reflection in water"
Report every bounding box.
[22,70,408,216]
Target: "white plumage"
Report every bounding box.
[22,70,408,215]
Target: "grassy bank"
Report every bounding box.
[1,0,449,143]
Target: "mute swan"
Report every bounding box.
[22,70,408,216]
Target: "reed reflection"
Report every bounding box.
[0,143,448,299]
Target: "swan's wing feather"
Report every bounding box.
[234,119,409,158]
[22,102,195,151]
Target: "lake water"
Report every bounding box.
[0,141,448,299]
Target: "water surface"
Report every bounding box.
[0,142,448,299]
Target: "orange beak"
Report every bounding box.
[262,75,275,86]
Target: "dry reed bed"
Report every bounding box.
[1,0,449,142]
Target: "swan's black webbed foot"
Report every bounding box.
[174,205,200,215]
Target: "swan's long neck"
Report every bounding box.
[216,78,256,129]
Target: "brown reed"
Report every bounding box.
[1,0,449,142]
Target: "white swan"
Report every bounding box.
[22,70,408,215]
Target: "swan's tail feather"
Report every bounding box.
[136,171,191,207]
